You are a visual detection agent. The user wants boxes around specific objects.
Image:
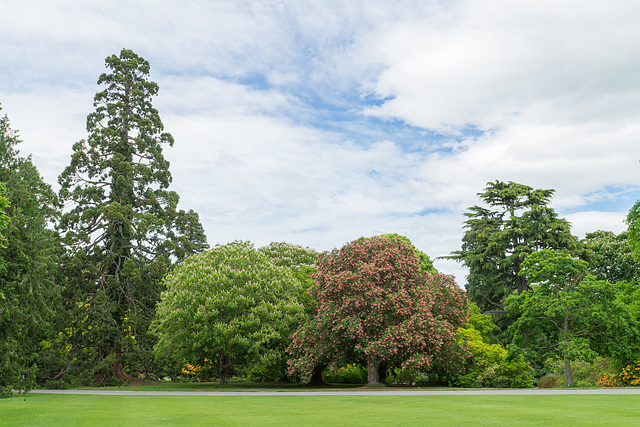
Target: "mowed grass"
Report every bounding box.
[1,393,639,426]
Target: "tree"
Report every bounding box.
[152,241,306,384]
[0,184,8,243]
[626,201,640,262]
[447,181,582,339]
[583,230,640,283]
[379,233,437,274]
[258,242,318,314]
[506,249,636,386]
[288,236,469,385]
[0,107,61,396]
[449,303,533,388]
[57,49,208,382]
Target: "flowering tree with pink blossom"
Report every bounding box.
[288,236,469,385]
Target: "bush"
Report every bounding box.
[596,373,622,388]
[323,364,367,384]
[619,360,640,386]
[385,368,430,386]
[245,363,283,383]
[546,357,615,387]
[538,374,563,388]
[480,357,534,388]
[599,360,640,387]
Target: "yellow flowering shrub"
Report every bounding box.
[619,361,640,386]
[596,360,640,387]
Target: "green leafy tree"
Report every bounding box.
[447,181,581,341]
[153,241,306,384]
[0,107,61,396]
[507,249,636,386]
[583,230,640,283]
[288,236,469,385]
[259,242,318,314]
[57,49,208,382]
[626,201,640,261]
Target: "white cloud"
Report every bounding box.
[2,0,639,289]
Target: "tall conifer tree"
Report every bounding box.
[58,49,208,382]
[0,107,60,396]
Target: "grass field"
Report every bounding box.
[1,393,639,426]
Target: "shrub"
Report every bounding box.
[480,357,534,388]
[538,374,563,388]
[385,368,430,386]
[245,363,283,383]
[596,373,622,388]
[546,357,615,387]
[619,360,640,386]
[323,364,367,384]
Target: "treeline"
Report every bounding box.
[2,49,640,396]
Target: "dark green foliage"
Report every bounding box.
[0,183,8,242]
[447,181,582,343]
[0,107,61,396]
[57,49,207,383]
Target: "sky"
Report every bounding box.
[2,0,640,285]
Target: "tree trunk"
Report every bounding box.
[562,315,573,386]
[112,348,137,382]
[217,351,232,385]
[515,262,529,294]
[563,352,573,387]
[367,358,380,385]
[379,362,388,384]
[308,365,326,386]
[219,368,230,385]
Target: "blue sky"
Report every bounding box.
[2,0,640,284]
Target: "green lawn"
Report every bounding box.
[1,393,639,426]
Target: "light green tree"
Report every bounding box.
[507,249,636,386]
[57,49,208,382]
[583,230,640,283]
[153,241,306,384]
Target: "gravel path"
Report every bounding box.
[29,388,640,396]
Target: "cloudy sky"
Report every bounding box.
[2,0,640,283]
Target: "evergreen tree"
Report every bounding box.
[447,181,582,342]
[57,49,208,382]
[0,107,60,396]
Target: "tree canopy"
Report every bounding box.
[288,236,468,385]
[153,241,306,384]
[584,230,640,283]
[507,249,637,386]
[0,107,61,396]
[448,181,581,316]
[379,233,437,274]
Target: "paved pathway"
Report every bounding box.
[30,388,640,396]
